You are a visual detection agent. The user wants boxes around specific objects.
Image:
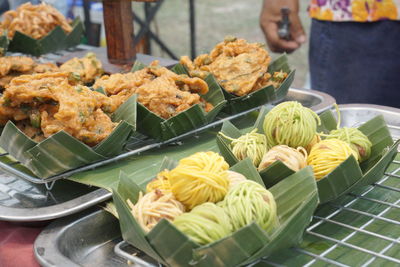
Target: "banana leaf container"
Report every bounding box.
[0,94,137,179]
[122,62,227,141]
[177,54,295,114]
[7,18,83,56]
[0,34,8,56]
[113,157,319,267]
[217,106,399,204]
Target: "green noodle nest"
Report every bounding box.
[173,202,232,245]
[218,180,279,233]
[326,127,372,162]
[263,101,320,148]
[219,129,268,166]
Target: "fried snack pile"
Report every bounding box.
[0,72,116,145]
[60,52,104,84]
[0,56,59,89]
[0,53,103,89]
[180,37,287,96]
[94,61,212,119]
[0,3,72,39]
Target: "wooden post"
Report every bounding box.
[103,0,136,64]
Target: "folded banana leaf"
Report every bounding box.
[129,61,226,141]
[0,94,137,179]
[113,157,319,267]
[217,106,397,204]
[316,109,397,203]
[0,35,8,56]
[8,18,83,56]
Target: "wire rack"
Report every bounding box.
[114,129,400,266]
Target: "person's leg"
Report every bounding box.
[309,19,400,108]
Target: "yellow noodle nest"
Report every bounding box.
[258,145,308,172]
[169,151,229,210]
[128,190,185,232]
[146,169,171,193]
[307,139,358,180]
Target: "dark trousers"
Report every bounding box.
[309,19,400,108]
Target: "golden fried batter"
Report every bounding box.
[0,56,59,89]
[93,61,212,119]
[180,37,287,97]
[0,72,115,146]
[1,3,72,39]
[33,62,59,73]
[0,56,35,76]
[60,52,103,84]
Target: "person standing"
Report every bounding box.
[260,0,400,108]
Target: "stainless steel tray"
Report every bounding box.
[0,88,334,222]
[35,104,400,266]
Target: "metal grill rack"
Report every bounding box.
[114,129,400,266]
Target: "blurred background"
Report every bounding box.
[1,0,311,88]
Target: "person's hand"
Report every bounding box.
[260,0,306,53]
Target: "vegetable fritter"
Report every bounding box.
[60,52,103,84]
[0,3,72,39]
[0,72,115,146]
[180,37,287,97]
[0,56,59,89]
[94,61,212,119]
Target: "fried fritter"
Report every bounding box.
[60,52,103,84]
[33,62,59,73]
[93,61,212,119]
[1,3,72,39]
[0,56,35,76]
[180,37,286,97]
[0,72,115,146]
[0,56,59,89]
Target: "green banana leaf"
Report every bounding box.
[0,35,8,56]
[122,61,226,141]
[217,106,397,204]
[69,112,258,191]
[8,18,83,56]
[0,94,137,179]
[113,157,319,267]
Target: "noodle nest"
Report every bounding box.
[173,202,232,245]
[219,128,267,166]
[258,145,308,172]
[169,151,230,210]
[326,127,372,162]
[128,189,185,233]
[307,139,358,180]
[218,180,279,232]
[263,101,320,148]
